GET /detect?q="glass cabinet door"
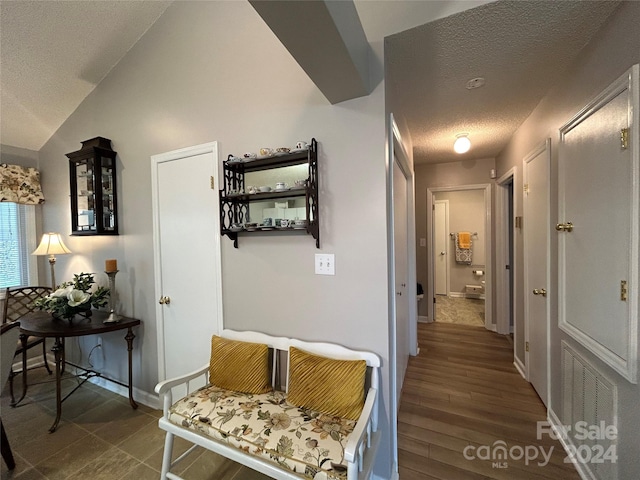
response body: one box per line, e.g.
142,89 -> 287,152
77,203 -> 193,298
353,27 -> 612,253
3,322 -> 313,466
100,156 -> 116,232
67,137 -> 118,235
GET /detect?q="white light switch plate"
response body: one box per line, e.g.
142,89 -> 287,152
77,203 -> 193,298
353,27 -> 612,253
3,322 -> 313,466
315,254 -> 335,275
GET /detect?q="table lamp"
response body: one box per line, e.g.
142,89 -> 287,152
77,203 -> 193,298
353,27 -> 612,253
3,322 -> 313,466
32,233 -> 72,288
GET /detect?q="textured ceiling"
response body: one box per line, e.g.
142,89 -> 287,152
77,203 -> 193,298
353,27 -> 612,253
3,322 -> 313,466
0,0 -> 171,151
0,0 -> 622,160
385,0 -> 621,164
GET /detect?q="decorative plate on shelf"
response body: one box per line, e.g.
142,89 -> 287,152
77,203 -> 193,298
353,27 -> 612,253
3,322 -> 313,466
273,187 -> 290,192
290,148 -> 308,153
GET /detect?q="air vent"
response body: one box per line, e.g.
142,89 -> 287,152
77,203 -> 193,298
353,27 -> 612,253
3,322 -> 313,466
562,341 -> 617,479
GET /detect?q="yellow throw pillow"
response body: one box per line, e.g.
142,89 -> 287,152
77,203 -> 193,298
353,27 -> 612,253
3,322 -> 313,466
287,346 -> 366,421
209,336 -> 272,394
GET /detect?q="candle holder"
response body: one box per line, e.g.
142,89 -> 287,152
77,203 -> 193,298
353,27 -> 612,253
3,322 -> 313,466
104,270 -> 120,323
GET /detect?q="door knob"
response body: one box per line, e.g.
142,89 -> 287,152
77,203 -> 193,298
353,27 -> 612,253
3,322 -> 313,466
533,288 -> 547,297
440,251 -> 446,255
159,296 -> 171,305
555,222 -> 573,232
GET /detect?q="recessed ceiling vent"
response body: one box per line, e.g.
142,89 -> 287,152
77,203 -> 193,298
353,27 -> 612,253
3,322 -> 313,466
466,77 -> 486,90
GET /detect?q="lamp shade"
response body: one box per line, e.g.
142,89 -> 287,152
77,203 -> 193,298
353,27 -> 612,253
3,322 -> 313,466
32,233 -> 72,256
454,134 -> 471,154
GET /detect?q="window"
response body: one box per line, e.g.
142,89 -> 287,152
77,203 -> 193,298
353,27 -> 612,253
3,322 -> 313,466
0,202 -> 37,289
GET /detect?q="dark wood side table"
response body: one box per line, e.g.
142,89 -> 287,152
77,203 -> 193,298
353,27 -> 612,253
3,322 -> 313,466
17,310 -> 140,432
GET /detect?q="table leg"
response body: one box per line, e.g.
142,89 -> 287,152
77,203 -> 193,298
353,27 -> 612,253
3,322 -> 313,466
125,327 -> 138,409
49,338 -> 64,433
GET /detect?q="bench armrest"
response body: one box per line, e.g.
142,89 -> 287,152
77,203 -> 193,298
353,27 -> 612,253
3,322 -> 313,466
154,363 -> 209,415
344,387 -> 377,463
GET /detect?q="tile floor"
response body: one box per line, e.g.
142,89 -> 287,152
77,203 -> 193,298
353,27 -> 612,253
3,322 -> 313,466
1,368 -> 269,480
434,296 -> 485,326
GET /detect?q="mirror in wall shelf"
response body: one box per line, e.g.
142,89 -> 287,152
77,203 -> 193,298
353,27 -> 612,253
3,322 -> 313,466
219,138 -> 319,248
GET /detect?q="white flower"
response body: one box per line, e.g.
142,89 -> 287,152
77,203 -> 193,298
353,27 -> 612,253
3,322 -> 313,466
67,289 -> 90,306
51,285 -> 73,298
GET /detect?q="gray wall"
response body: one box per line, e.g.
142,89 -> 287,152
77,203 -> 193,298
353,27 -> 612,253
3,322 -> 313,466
434,189 -> 486,293
414,157 -> 495,318
34,2 -> 393,477
495,2 -> 640,478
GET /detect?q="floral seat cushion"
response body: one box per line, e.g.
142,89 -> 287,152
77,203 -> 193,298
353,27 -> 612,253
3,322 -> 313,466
168,384 -> 357,480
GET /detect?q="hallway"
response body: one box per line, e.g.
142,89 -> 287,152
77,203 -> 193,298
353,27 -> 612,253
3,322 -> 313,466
398,322 -> 580,480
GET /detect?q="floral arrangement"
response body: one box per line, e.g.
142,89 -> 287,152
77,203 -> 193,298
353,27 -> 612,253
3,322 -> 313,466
34,273 -> 109,320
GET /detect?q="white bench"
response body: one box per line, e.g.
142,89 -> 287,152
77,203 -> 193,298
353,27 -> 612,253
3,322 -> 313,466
155,330 -> 381,480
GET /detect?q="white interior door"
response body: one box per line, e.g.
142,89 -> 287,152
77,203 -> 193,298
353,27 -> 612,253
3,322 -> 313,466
151,143 -> 223,394
393,158 -> 410,407
523,140 -> 550,406
434,200 -> 448,296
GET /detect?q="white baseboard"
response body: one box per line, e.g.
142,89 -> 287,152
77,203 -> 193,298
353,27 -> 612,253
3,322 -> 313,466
372,472 -> 399,480
87,376 -> 160,410
13,354 -> 159,410
418,315 -> 431,323
11,352 -> 55,372
449,292 -> 486,300
548,408 -> 594,480
514,356 -> 527,380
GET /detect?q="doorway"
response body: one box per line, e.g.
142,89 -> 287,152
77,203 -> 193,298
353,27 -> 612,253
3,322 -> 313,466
427,184 -> 492,329
496,167 -> 517,336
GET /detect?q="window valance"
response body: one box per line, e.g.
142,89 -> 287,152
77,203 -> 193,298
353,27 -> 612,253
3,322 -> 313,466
0,163 -> 45,205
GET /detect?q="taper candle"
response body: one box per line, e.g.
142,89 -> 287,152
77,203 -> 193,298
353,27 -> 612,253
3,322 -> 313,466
105,259 -> 118,272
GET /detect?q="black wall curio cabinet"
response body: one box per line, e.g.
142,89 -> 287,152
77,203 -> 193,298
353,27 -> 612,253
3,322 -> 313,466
67,137 -> 119,236
219,138 -> 319,248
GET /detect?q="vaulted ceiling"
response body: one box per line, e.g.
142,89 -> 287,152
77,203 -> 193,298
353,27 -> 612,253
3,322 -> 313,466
0,0 -> 621,164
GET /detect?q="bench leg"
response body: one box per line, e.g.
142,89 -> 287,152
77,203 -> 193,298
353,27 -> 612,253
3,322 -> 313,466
160,431 -> 175,479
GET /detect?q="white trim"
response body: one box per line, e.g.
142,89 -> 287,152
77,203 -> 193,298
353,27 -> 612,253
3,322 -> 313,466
388,112 -> 417,475
547,408 -> 592,480
88,376 -> 160,410
513,356 -> 527,380
495,167 -> 516,335
558,65 -> 639,383
373,474 -> 399,480
426,184 -> 493,330
151,142 -> 223,382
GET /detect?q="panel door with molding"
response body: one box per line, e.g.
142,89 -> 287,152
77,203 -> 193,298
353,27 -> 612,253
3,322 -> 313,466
558,65 -> 639,383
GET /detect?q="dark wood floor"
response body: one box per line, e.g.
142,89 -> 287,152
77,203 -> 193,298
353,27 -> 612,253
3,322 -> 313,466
398,322 -> 580,480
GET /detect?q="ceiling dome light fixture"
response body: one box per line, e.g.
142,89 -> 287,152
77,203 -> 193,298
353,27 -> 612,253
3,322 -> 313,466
454,133 -> 471,154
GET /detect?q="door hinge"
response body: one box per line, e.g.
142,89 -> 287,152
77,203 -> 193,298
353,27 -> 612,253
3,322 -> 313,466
505,265 -> 510,270
524,183 -> 529,194
621,128 -> 629,150
526,341 -> 530,352
621,280 -> 628,301
515,216 -> 523,229
210,176 -> 215,189
432,204 -> 435,210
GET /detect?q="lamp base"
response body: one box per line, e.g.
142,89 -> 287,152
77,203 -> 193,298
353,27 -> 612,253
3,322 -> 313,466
103,310 -> 121,324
